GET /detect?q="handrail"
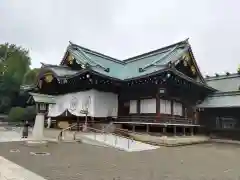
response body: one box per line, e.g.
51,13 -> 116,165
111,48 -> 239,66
73,126 -> 134,149
102,122 -> 113,132
57,123 -> 82,141
114,127 -> 148,136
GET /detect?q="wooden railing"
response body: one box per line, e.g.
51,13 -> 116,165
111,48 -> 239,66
114,115 -> 196,125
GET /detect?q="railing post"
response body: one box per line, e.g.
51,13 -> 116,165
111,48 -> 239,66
115,136 -> 117,146
104,132 -> 107,141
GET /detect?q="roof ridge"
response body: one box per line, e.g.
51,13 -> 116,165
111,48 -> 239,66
41,63 -> 73,69
140,45 -> 180,71
69,42 -> 124,64
69,43 -> 110,71
210,91 -> 240,97
123,39 -> 189,63
205,73 -> 240,81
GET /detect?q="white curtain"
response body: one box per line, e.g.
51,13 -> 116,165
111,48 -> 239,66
48,90 -> 118,118
129,100 -> 137,114
140,99 -> 156,113
160,99 -> 171,114
173,101 -> 183,116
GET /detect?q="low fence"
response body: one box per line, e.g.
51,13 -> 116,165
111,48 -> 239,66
114,116 -> 195,125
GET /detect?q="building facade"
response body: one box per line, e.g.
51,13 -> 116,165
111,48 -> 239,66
198,73 -> 240,140
27,39 -> 216,135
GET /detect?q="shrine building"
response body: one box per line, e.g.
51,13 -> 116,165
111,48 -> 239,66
27,39 -> 218,136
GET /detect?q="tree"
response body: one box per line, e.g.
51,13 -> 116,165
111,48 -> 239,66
0,43 -> 31,113
23,68 -> 40,85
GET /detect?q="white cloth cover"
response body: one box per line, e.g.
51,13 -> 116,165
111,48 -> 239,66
48,90 -> 118,118
47,117 -> 51,128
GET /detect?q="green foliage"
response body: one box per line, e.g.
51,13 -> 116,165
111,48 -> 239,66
0,43 -> 31,113
8,107 -> 26,122
23,68 -> 40,85
8,106 -> 36,122
24,106 -> 37,121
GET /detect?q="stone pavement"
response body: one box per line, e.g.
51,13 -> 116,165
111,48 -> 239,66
0,141 -> 240,179
1,129 -> 240,179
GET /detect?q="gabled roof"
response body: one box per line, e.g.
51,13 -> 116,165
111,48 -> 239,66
197,91 -> 240,108
205,73 -> 240,92
59,39 -> 205,81
198,73 -> 240,108
28,93 -> 56,104
39,63 -> 79,78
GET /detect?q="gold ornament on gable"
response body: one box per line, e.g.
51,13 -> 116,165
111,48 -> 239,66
238,64 -> 240,73
183,60 -> 188,67
67,54 -> 74,65
191,65 -> 196,75
181,53 -> 190,67
44,73 -> 53,83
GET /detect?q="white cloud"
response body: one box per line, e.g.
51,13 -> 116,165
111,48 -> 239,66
0,0 -> 239,75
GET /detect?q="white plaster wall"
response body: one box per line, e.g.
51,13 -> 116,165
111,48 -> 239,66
140,98 -> 156,113
48,90 -> 118,118
130,100 -> 137,114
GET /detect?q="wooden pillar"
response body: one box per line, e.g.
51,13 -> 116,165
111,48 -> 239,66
171,100 -> 174,124
163,126 -> 166,134
77,116 -> 80,131
146,124 -> 149,133
137,99 -> 141,114
191,127 -> 194,136
173,126 -> 176,136
183,127 -> 186,136
132,125 -> 135,132
156,93 -> 160,121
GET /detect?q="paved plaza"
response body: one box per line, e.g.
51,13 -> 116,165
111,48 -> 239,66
1,139 -> 240,179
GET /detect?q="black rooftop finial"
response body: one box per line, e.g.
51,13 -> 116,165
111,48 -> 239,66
184,38 -> 189,42
69,41 -> 73,45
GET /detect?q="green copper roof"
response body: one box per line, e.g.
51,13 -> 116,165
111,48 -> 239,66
197,92 -> 240,108
206,73 -> 240,92
66,39 -> 190,80
41,64 -> 79,77
29,93 -> 56,104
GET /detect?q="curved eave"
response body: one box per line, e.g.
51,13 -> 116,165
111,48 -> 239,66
171,68 -> 216,92
37,67 -> 80,80
188,46 -> 206,83
124,67 -> 171,81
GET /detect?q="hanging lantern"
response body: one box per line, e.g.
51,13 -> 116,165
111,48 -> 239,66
45,73 -> 53,83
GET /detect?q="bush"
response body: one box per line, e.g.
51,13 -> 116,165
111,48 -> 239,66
8,106 -> 36,122
8,107 -> 25,122
24,106 -> 36,122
